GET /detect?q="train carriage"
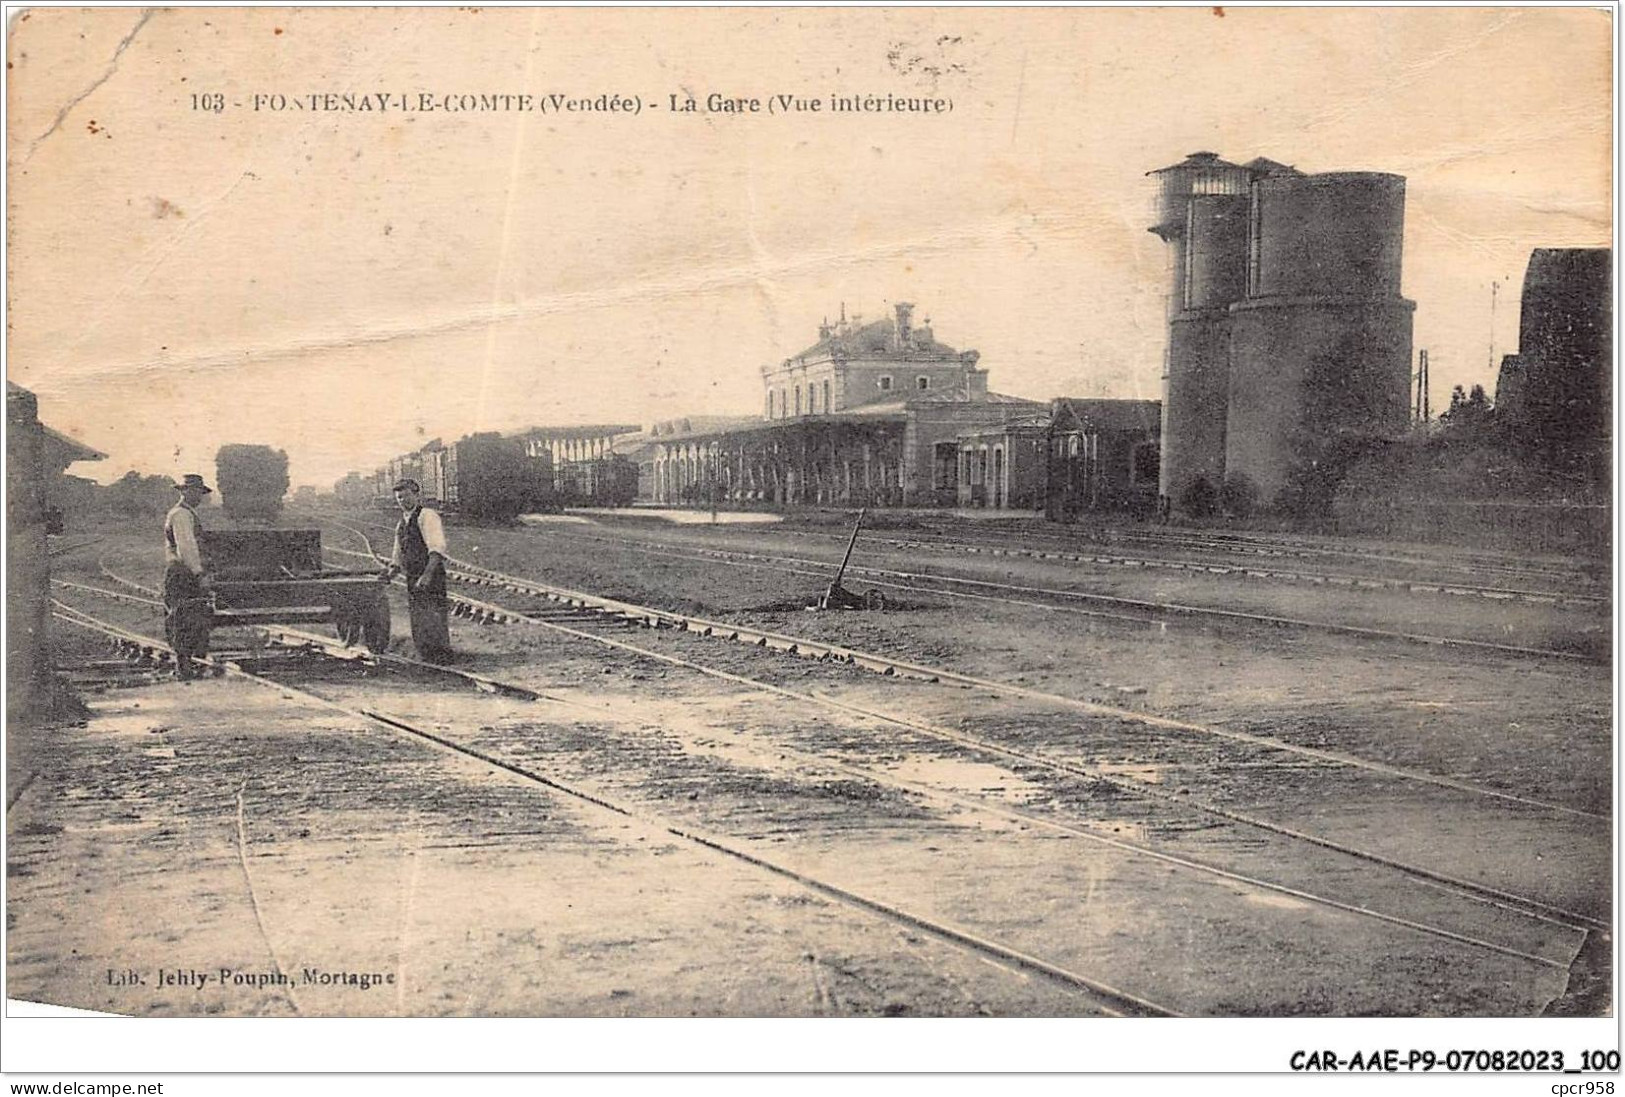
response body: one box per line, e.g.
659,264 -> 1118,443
361,432 -> 637,521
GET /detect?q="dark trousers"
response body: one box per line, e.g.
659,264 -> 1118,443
162,563 -> 211,673
407,588 -> 452,663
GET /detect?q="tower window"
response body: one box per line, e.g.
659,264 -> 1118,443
878,375 -> 893,392
916,376 -> 930,390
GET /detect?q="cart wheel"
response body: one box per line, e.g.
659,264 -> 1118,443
333,608 -> 360,646
361,592 -> 392,653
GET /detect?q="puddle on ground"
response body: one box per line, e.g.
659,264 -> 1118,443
516,514 -> 595,526
62,820 -> 163,835
1089,819 -> 1150,842
80,713 -> 169,738
1094,761 -> 1166,784
1241,890 -> 1312,911
884,756 -> 1045,800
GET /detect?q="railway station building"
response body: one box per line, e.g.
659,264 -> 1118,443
955,415 -> 1050,510
1493,247 -> 1611,483
514,423 -> 641,467
7,382 -> 105,720
1043,398 -> 1163,520
648,305 -> 1046,508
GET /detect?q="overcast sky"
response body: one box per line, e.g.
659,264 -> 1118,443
8,6 -> 1611,489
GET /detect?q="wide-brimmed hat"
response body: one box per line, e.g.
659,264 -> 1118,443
174,474 -> 213,493
391,478 -> 422,493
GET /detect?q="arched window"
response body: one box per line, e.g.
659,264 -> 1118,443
767,390 -> 774,418
794,387 -> 802,416
823,379 -> 831,411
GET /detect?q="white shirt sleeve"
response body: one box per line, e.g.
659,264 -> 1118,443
173,509 -> 204,574
417,508 -> 447,556
391,526 -> 404,569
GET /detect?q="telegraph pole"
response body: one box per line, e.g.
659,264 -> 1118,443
1488,281 -> 1499,373
1414,348 -> 1431,424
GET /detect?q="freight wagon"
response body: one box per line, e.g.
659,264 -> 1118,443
554,455 -> 638,507
363,435 -> 637,521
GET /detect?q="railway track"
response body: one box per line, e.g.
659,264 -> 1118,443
767,526 -> 1607,608
46,596 -> 1175,1017
336,520 -> 1605,685
347,518 -> 1606,669
47,534 -> 107,558
61,562 -> 553,701
1102,526 -> 1602,587
295,523 -> 1612,941
782,517 -> 1603,592
320,521 -> 1605,822
48,590 -> 1596,1015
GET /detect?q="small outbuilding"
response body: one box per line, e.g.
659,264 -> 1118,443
1044,398 -> 1162,520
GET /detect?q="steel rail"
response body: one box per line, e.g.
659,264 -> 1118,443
334,569 -> 1608,934
706,525 -> 1604,608
47,535 -> 107,558
324,522 -> 1606,823
51,577 -> 164,608
559,691 -> 1579,968
49,601 -> 1177,1018
778,519 -> 1599,589
1100,527 -> 1598,579
61,567 -> 1596,963
321,521 -> 1613,919
499,526 -> 1606,664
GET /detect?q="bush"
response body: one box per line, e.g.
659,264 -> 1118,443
1176,476 -> 1219,518
103,471 -> 176,517
216,445 -> 290,523
1220,474 -> 1258,518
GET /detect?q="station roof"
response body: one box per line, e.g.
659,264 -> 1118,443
512,423 -> 641,442
647,415 -> 761,439
42,423 -> 107,466
8,383 -> 107,465
648,390 -> 1046,446
1050,397 -> 1162,434
783,313 -> 963,365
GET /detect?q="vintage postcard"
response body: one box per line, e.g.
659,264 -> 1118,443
3,3 -> 1615,1078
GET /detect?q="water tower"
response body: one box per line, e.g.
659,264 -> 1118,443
1148,152 -> 1255,507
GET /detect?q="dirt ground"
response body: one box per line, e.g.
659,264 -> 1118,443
10,512 -> 1611,1017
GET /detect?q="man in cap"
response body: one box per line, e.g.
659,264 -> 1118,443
381,478 -> 453,663
163,474 -> 214,679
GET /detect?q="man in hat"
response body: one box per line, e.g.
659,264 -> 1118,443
163,474 -> 214,679
382,478 -> 453,663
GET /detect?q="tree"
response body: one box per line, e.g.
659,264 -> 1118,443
216,445 -> 290,523
1176,476 -> 1219,518
1439,384 -> 1493,429
103,470 -> 176,516
1220,473 -> 1258,519
1275,434 -> 1391,524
